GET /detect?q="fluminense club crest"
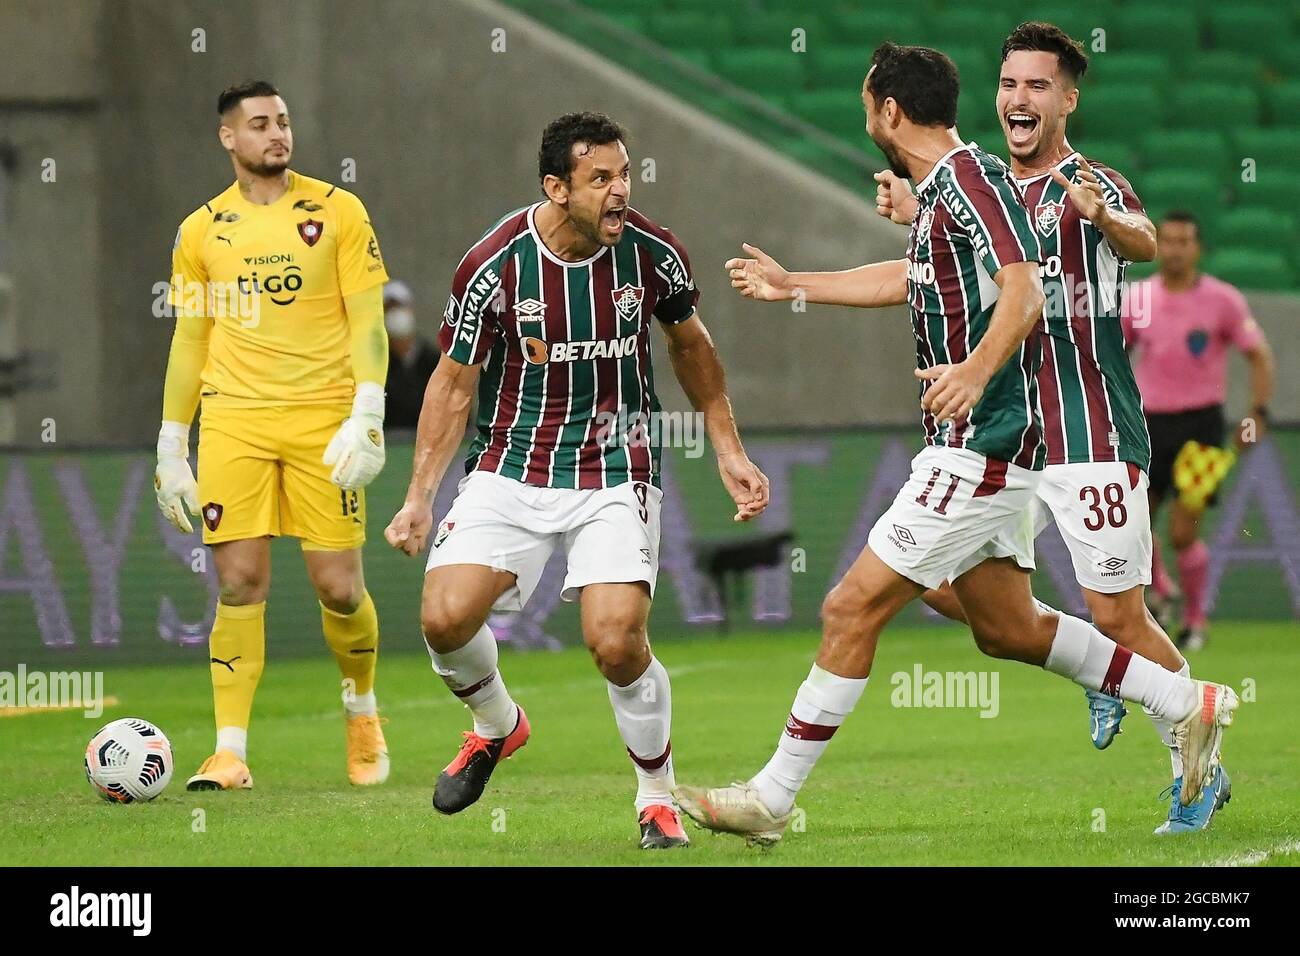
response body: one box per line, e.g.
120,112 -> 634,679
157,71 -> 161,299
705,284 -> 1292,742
1035,200 -> 1065,237
611,284 -> 644,322
916,205 -> 935,236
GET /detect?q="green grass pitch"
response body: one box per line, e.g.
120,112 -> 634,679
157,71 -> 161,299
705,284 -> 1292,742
3,623 -> 1297,866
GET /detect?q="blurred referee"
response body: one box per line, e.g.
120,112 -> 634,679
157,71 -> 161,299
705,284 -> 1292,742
1122,211 -> 1275,650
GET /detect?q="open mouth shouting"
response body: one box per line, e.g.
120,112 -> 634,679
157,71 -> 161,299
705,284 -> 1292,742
602,204 -> 627,236
1004,110 -> 1039,149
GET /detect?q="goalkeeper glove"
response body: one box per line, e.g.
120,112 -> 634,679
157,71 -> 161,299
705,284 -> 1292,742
155,421 -> 200,533
324,381 -> 386,491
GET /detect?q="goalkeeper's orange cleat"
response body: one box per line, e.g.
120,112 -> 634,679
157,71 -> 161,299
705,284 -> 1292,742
346,713 -> 390,786
186,749 -> 253,791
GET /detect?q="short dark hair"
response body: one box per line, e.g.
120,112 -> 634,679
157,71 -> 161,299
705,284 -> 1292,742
538,112 -> 627,183
866,42 -> 959,128
217,80 -> 281,116
1002,22 -> 1089,83
1159,209 -> 1201,239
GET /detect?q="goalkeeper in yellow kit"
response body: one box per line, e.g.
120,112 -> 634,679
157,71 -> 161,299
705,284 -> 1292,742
155,80 -> 391,790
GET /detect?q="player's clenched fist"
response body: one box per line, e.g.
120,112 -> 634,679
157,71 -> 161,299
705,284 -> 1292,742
724,243 -> 792,301
717,451 -> 770,523
914,361 -> 988,426
384,500 -> 433,557
874,170 -> 919,225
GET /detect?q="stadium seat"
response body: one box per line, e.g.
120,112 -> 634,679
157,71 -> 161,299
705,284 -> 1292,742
1093,53 -> 1170,91
1180,51 -> 1261,85
1073,85 -> 1160,138
734,12 -> 827,50
1168,83 -> 1260,129
1201,249 -> 1294,290
1141,129 -> 1230,178
786,89 -> 866,144
584,0 -> 660,16
945,45 -> 997,97
806,45 -> 872,92
1025,5 -> 1116,49
715,49 -> 806,95
1138,169 -> 1224,226
1213,208 -> 1296,253
601,13 -> 647,36
1264,80 -> 1300,124
824,9 -> 921,47
1231,128 -> 1300,176
928,9 -> 1027,48
647,12 -> 732,52
1207,8 -> 1292,58
1114,8 -> 1199,60
1077,139 -> 1139,178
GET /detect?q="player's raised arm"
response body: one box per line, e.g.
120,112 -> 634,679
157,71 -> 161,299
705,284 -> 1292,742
661,314 -> 768,522
154,216 -> 210,533
1050,157 -> 1156,263
725,243 -> 909,309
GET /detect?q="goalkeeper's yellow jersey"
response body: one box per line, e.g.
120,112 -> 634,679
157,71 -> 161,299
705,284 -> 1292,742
168,171 -> 388,407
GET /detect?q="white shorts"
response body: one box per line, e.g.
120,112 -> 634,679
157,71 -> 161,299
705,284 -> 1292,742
424,471 -> 662,611
1033,460 -> 1152,594
868,446 -> 1039,590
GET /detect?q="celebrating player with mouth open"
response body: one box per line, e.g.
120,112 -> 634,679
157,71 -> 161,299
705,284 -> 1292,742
385,112 -> 769,849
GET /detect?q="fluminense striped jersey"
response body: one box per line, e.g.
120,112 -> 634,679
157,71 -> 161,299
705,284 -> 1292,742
1018,153 -> 1151,470
907,143 -> 1045,469
437,202 -> 699,489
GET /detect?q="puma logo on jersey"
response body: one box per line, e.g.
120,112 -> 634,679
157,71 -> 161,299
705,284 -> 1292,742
210,655 -> 242,672
521,334 -> 638,365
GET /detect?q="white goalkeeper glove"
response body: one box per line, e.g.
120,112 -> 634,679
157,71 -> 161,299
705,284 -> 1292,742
155,421 -> 200,533
324,381 -> 386,491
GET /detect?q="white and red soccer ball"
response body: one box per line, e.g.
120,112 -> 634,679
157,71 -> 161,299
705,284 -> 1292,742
84,718 -> 174,803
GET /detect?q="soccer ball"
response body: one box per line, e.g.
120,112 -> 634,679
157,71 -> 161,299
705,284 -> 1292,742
84,717 -> 174,803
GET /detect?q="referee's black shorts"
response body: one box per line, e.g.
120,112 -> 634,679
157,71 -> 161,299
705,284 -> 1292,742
1145,403 -> 1227,504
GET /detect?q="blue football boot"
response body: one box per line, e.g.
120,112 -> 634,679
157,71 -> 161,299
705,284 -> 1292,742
1154,766 -> 1232,835
1085,689 -> 1127,750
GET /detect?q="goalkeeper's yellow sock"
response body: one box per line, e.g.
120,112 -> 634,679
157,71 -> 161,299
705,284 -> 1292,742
209,601 -> 266,761
322,590 -> 379,715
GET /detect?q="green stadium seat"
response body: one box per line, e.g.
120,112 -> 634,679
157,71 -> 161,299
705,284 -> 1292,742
734,12 -> 826,50
806,45 -> 872,92
1092,53 -> 1170,90
647,12 -> 732,52
671,48 -> 715,73
1264,81 -> 1300,125
1077,139 -> 1139,177
1073,85 -> 1160,139
1231,128 -> 1300,174
715,49 -> 806,95
786,90 -> 866,144
1201,249 -> 1294,290
1138,169 -> 1225,227
1207,8 -> 1293,58
957,88 -> 999,134
1213,208 -> 1296,253
929,9 -> 1028,48
824,9 -> 920,46
584,0 -> 660,16
945,45 -> 997,97
1114,8 -> 1199,60
1141,129 -> 1230,178
1267,40 -> 1300,75
1180,51 -> 1261,84
1237,176 -> 1300,220
1024,6 -> 1116,50
1168,83 -> 1260,129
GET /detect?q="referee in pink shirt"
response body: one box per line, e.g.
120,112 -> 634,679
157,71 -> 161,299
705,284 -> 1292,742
1122,211 -> 1275,650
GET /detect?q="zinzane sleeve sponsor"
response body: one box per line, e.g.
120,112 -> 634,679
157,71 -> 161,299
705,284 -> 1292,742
650,227 -> 700,326
438,251 -> 504,365
944,158 -> 1042,278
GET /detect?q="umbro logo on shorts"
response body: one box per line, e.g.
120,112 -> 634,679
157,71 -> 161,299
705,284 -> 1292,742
892,524 -> 917,546
1098,557 -> 1128,572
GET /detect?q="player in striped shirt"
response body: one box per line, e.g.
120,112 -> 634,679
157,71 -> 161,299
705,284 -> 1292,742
877,24 -> 1219,833
674,43 -> 1237,847
383,113 -> 770,849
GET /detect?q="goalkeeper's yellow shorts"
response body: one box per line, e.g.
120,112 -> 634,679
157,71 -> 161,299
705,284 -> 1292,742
195,400 -> 366,550
1172,440 -> 1237,513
